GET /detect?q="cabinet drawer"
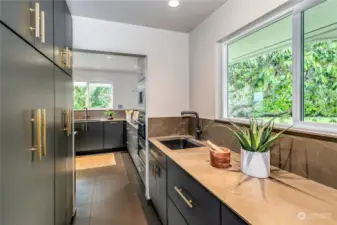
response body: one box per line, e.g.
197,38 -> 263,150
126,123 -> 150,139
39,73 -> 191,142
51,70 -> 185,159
168,198 -> 188,225
149,143 -> 166,169
222,204 -> 248,225
167,158 -> 221,225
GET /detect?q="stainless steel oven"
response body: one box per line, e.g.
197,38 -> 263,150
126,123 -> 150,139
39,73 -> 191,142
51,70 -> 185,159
137,110 -> 146,163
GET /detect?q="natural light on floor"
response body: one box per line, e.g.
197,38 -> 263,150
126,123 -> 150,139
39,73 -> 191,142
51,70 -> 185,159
76,153 -> 117,170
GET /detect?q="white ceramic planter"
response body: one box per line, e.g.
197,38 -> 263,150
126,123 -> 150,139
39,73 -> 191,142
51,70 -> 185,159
241,149 -> 270,178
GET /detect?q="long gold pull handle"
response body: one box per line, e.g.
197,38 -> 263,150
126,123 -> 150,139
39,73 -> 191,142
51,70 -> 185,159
174,186 -> 193,209
30,109 -> 42,161
35,2 -> 40,38
41,109 -> 47,156
67,109 -> 72,136
63,110 -> 71,136
41,10 -> 45,43
65,48 -> 72,69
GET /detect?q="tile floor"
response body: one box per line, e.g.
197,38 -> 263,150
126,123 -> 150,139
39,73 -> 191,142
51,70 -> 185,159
74,152 -> 161,225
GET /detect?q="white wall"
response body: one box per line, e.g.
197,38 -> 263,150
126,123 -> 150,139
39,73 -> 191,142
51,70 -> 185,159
73,69 -> 139,110
189,0 -> 296,119
73,16 -> 189,118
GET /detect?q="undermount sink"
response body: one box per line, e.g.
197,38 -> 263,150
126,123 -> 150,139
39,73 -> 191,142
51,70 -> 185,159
158,137 -> 204,150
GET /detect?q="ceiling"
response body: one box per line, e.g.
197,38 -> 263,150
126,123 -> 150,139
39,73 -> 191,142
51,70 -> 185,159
66,0 -> 226,32
73,51 -> 145,73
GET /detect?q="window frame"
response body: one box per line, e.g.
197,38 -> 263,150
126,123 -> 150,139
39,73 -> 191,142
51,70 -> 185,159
219,0 -> 337,135
74,81 -> 114,110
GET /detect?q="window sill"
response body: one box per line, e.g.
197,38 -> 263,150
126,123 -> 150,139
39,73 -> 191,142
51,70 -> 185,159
215,118 -> 337,141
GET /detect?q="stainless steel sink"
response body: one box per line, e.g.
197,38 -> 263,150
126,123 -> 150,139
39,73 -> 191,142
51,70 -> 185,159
158,137 -> 204,150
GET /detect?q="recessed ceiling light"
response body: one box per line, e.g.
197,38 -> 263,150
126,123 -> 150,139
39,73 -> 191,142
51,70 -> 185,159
168,0 -> 179,8
107,56 -> 113,59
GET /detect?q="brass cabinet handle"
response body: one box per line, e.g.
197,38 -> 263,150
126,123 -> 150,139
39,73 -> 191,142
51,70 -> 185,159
66,48 -> 72,68
34,2 -> 40,38
40,10 -> 45,43
41,109 -> 47,156
30,109 -> 42,161
67,109 -> 72,136
174,186 -> 193,209
63,110 -> 72,136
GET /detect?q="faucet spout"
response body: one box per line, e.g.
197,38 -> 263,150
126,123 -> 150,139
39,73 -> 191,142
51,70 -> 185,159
181,111 -> 202,140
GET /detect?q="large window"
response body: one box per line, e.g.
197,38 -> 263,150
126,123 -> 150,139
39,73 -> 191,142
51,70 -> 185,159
303,0 -> 337,124
74,82 -> 113,110
222,0 -> 337,127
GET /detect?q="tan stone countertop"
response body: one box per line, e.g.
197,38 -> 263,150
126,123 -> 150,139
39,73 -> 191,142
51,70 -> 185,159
148,135 -> 337,225
74,118 -> 126,123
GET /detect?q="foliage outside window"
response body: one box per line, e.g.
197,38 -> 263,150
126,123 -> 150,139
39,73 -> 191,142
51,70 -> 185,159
224,0 -> 337,125
74,82 -> 113,110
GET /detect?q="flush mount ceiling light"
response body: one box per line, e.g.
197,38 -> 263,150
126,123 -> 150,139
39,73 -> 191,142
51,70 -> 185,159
168,0 -> 179,8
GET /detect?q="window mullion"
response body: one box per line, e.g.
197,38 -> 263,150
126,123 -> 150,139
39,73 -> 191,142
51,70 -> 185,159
292,11 -> 303,124
222,44 -> 228,119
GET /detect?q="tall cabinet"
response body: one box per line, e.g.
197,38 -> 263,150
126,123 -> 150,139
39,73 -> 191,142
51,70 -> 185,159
0,0 -> 74,225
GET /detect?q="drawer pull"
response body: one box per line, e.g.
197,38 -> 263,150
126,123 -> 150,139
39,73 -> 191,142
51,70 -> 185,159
174,186 -> 193,209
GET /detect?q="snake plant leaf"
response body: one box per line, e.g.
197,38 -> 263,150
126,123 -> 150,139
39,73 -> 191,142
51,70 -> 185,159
228,117 -> 292,152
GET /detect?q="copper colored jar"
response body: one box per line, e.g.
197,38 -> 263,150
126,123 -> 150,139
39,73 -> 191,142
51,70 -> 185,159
210,148 -> 231,169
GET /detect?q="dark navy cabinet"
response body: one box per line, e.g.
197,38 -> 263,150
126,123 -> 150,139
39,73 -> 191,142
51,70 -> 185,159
103,121 -> 125,149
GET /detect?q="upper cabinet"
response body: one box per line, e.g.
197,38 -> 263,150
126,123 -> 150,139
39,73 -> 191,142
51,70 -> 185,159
54,0 -> 73,76
36,0 -> 54,60
1,0 -> 35,44
64,3 -> 73,76
1,0 -> 54,60
0,0 -> 72,76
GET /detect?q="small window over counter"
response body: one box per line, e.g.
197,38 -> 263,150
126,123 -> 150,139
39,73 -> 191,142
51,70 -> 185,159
74,82 -> 113,110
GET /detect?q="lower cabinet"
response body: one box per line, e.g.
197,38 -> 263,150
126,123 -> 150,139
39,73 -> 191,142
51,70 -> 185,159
149,152 -> 167,225
103,121 -> 125,149
126,122 -> 138,157
74,122 -> 87,152
167,158 -> 221,225
86,122 -> 103,151
164,157 -> 249,225
168,198 -> 188,225
222,204 -> 248,225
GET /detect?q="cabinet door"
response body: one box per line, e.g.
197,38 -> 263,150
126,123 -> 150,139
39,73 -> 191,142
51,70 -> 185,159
65,73 -> 74,223
167,158 -> 221,225
168,198 -> 188,225
222,204 -> 248,225
86,122 -> 103,151
1,0 -> 35,44
1,24 -> 54,225
54,66 -> 69,225
64,1 -> 72,76
156,164 -> 167,225
35,0 -> 53,60
74,122 -> 87,152
104,121 -> 124,149
149,154 -> 157,203
53,0 -> 65,69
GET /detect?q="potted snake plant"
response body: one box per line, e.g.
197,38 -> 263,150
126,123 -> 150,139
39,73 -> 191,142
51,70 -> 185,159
228,118 -> 290,178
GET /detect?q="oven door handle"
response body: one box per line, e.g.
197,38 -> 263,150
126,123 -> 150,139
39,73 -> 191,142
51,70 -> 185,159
139,142 -> 145,149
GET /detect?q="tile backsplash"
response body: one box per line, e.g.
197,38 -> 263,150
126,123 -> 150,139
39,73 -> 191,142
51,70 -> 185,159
149,116 -> 337,190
